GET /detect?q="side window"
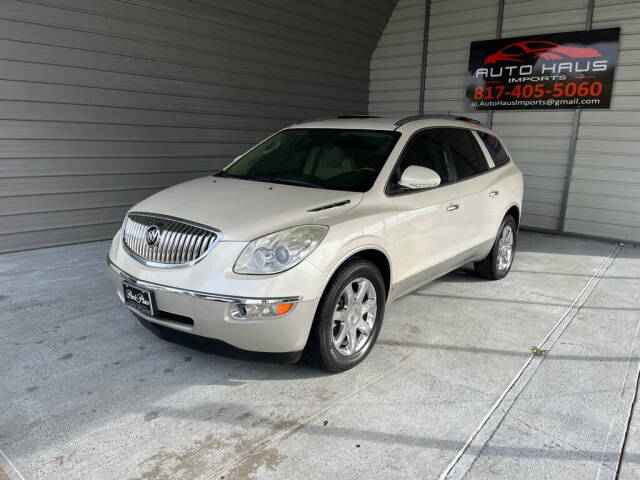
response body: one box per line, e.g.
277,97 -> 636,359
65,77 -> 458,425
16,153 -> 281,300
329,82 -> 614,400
477,131 -> 510,168
443,129 -> 488,180
388,129 -> 449,193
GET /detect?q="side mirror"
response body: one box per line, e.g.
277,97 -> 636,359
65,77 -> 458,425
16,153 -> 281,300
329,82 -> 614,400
398,166 -> 441,189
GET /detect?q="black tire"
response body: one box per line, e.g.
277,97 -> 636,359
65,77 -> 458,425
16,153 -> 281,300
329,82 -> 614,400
474,215 -> 517,280
305,259 -> 386,373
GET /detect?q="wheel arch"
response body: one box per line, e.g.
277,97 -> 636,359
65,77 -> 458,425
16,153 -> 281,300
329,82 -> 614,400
320,245 -> 392,301
505,203 -> 521,227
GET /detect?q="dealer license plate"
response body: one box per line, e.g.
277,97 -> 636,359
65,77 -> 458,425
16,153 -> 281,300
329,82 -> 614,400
123,282 -> 155,317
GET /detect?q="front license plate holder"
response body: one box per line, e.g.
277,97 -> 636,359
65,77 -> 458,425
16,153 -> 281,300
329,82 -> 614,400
123,282 -> 156,317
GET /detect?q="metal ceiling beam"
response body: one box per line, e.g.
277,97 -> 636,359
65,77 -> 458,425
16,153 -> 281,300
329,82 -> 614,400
487,0 -> 505,129
559,0 -> 595,231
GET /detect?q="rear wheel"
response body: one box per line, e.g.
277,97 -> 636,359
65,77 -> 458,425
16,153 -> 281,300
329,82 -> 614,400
474,215 -> 517,280
305,259 -> 385,372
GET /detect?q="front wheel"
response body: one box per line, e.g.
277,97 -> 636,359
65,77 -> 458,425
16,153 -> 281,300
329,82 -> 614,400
474,215 -> 517,280
304,259 -> 386,372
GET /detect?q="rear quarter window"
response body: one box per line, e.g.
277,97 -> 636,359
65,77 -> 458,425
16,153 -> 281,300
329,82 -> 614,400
477,131 -> 510,168
443,129 -> 488,180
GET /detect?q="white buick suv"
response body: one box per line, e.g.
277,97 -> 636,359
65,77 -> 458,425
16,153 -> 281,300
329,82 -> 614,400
107,115 -> 523,372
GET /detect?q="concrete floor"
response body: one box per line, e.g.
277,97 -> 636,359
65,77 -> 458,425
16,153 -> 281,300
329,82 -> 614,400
1,231 -> 639,480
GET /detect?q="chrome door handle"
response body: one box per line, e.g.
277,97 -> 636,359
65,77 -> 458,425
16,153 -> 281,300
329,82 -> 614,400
489,190 -> 499,198
446,203 -> 459,212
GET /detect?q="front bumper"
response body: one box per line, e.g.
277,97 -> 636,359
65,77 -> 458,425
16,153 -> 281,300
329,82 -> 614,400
107,257 -> 319,354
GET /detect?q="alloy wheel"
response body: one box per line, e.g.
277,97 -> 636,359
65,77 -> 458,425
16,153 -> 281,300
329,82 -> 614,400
497,224 -> 514,271
332,278 -> 377,356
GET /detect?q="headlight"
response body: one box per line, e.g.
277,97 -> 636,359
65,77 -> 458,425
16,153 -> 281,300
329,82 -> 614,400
234,225 -> 328,274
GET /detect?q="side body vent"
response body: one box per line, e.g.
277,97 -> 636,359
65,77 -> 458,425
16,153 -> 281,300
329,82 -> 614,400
307,200 -> 351,212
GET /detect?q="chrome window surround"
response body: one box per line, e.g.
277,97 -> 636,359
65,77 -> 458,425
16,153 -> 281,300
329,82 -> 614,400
121,212 -> 222,269
107,257 -> 302,305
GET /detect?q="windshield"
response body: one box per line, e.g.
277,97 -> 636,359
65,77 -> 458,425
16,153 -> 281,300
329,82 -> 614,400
219,128 -> 401,192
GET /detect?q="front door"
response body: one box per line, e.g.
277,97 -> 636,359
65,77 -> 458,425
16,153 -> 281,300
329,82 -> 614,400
385,129 -> 465,296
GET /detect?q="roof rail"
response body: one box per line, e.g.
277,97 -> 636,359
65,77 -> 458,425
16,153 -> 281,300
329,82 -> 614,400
293,115 -> 381,125
394,114 -> 484,127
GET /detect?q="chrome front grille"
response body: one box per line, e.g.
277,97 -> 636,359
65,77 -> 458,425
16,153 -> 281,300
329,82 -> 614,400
122,213 -> 219,266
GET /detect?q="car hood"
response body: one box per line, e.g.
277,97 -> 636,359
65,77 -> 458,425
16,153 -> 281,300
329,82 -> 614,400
129,176 -> 363,241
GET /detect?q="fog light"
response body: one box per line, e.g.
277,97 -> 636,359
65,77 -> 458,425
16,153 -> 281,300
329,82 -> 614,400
229,304 -> 247,319
228,302 -> 295,320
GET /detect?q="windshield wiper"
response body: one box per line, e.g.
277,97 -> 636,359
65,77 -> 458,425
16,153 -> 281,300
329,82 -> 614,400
215,170 -> 249,180
217,172 -> 323,189
258,177 -> 323,189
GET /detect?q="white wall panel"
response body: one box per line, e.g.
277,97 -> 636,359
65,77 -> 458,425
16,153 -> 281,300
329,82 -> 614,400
421,0 -> 497,124
369,0 -> 640,242
369,0 -> 426,117
565,2 -> 640,242
491,0 -> 591,231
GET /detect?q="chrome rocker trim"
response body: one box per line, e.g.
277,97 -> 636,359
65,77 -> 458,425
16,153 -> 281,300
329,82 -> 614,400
107,257 -> 303,305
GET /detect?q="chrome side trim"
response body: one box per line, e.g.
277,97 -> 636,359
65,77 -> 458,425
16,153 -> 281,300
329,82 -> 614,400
121,212 -> 222,269
107,257 -> 302,305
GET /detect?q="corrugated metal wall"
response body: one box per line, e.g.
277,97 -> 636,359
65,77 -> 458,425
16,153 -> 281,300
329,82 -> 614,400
565,1 -> 640,241
369,0 -> 640,242
493,0 -> 591,231
370,0 -> 426,117
0,0 -> 396,253
421,0 -> 496,124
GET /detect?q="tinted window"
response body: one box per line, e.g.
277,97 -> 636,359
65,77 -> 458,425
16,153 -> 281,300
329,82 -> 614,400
388,129 -> 449,193
443,129 -> 488,180
477,131 -> 510,167
221,129 -> 400,192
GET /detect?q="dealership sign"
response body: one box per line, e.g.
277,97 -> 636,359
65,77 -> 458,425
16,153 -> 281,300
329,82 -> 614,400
466,28 -> 620,110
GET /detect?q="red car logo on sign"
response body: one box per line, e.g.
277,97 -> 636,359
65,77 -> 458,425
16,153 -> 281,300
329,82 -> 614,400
485,40 -> 602,64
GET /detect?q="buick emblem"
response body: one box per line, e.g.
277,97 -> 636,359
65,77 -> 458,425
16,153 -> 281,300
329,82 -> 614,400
145,225 -> 161,247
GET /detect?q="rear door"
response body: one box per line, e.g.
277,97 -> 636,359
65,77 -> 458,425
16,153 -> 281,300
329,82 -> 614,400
473,130 -> 514,235
441,128 -> 496,262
